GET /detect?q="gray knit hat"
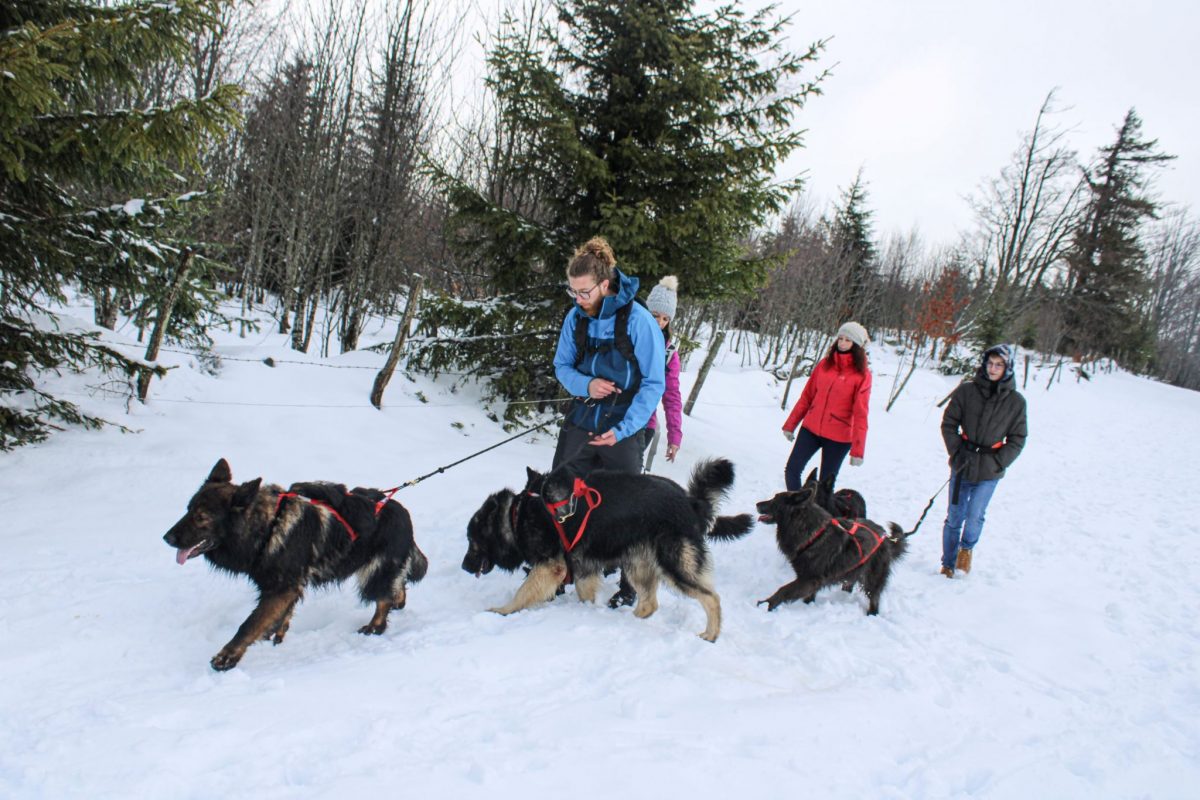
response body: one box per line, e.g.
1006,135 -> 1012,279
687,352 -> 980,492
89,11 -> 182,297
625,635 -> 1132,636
836,321 -> 869,348
646,275 -> 679,319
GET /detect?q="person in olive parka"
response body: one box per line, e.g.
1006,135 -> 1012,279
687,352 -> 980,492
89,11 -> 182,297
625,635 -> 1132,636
939,344 -> 1028,578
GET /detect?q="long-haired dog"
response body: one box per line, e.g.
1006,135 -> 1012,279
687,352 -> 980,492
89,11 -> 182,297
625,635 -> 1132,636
802,468 -> 868,519
755,483 -> 906,616
163,459 -> 428,670
462,458 -> 753,642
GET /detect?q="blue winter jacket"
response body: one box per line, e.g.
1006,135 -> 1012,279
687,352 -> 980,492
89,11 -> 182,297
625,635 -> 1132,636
553,268 -> 666,441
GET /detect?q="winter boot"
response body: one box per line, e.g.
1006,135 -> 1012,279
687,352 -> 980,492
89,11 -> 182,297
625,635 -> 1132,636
956,548 -> 973,574
939,566 -> 954,579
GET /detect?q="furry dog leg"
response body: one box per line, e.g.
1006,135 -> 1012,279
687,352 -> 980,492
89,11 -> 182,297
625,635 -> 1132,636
680,585 -> 721,642
625,556 -> 660,620
263,597 -> 299,645
360,599 -> 394,635
758,578 -> 818,612
212,587 -> 304,671
490,560 -> 568,615
575,572 -> 602,604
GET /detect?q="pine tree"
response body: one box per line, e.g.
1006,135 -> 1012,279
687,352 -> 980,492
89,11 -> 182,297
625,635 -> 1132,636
827,169 -> 877,320
0,0 -> 240,448
426,0 -> 826,418
1063,109 -> 1174,365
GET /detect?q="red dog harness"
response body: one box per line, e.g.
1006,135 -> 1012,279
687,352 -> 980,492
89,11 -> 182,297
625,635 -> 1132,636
274,492 -> 359,542
797,517 -> 889,575
273,485 -> 403,544
543,478 -> 603,554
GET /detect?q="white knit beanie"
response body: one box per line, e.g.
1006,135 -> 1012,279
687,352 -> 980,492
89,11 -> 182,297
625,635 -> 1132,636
836,321 -> 869,348
646,275 -> 679,319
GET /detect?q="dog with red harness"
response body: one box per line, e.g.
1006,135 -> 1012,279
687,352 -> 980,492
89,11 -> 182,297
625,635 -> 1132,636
163,459 -> 427,670
462,458 -> 753,641
756,483 -> 907,616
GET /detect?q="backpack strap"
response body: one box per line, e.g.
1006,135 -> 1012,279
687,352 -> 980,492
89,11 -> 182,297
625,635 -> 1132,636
573,312 -> 590,368
613,302 -> 636,363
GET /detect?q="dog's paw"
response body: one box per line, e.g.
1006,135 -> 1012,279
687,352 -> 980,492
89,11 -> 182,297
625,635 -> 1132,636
357,622 -> 387,635
210,650 -> 242,671
608,589 -> 636,609
698,631 -> 718,643
488,606 -> 513,616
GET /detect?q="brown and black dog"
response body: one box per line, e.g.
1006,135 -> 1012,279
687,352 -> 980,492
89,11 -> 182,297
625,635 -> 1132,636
462,458 -> 753,642
163,459 -> 427,670
756,483 -> 906,616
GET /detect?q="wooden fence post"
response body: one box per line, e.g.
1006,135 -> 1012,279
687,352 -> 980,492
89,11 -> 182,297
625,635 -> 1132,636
370,275 -> 425,409
683,330 -> 725,417
780,354 -> 803,410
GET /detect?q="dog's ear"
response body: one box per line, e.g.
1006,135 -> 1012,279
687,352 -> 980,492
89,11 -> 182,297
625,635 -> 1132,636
207,458 -> 233,484
804,468 -> 818,486
231,477 -> 262,510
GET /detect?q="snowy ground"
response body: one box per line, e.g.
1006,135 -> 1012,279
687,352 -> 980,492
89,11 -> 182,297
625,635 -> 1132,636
1,305 -> 1198,799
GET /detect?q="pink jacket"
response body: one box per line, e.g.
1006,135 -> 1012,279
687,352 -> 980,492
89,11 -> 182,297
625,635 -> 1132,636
646,347 -> 682,447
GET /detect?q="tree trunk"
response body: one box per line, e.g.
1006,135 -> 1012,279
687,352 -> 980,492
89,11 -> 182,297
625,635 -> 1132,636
138,250 -> 194,402
370,276 -> 424,409
683,330 -> 725,416
780,354 -> 803,410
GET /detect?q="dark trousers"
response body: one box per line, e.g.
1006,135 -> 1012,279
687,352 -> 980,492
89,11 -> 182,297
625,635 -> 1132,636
784,427 -> 852,490
553,422 -> 643,476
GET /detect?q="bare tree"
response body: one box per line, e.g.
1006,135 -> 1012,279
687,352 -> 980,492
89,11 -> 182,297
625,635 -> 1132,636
968,90 -> 1085,302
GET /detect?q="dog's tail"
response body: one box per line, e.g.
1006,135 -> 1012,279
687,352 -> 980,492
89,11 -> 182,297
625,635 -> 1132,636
408,545 -> 429,583
709,513 -> 754,541
687,458 -> 737,534
887,523 -> 911,553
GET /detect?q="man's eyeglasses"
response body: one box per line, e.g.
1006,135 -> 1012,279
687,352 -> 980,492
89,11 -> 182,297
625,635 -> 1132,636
566,282 -> 601,300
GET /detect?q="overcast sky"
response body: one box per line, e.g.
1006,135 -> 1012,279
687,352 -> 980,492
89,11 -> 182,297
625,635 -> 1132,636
444,0 -> 1198,245
764,0 -> 1200,243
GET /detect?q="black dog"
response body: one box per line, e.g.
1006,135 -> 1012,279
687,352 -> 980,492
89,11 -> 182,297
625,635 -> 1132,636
462,458 -> 753,641
803,468 -> 867,519
755,483 -> 906,616
163,459 -> 428,670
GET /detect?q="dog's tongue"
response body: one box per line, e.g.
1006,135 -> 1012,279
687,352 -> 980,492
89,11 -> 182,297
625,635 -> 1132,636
176,544 -> 201,565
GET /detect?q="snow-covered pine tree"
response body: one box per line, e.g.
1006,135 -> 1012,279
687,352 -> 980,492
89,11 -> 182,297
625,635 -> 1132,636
425,0 -> 826,421
0,0 -> 240,449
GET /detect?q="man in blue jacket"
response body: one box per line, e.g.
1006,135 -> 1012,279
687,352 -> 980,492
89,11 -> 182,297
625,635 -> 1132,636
552,237 -> 665,475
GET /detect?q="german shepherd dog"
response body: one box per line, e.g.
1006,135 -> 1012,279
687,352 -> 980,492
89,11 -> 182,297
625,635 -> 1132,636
755,483 -> 906,616
163,459 -> 428,670
462,458 -> 753,642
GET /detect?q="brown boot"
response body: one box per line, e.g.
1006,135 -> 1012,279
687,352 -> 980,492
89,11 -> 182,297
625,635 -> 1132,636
939,566 -> 954,579
956,548 -> 973,574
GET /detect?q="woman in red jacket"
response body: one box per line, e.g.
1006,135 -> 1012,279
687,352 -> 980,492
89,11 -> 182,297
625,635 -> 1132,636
782,322 -> 872,490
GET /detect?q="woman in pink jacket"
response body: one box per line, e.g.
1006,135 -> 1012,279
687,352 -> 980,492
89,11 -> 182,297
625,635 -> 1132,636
609,276 -> 685,609
782,322 -> 872,490
641,275 -> 683,465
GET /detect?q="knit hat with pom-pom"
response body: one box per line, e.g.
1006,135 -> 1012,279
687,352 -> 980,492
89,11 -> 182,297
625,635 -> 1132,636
646,275 -> 679,320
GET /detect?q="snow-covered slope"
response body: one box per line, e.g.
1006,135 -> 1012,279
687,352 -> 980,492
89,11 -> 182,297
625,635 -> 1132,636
1,309 -> 1197,799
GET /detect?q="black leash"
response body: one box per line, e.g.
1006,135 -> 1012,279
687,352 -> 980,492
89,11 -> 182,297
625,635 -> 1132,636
389,418 -> 559,492
904,463 -> 966,537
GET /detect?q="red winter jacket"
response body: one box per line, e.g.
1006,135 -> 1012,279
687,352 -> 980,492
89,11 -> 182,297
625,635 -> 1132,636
783,352 -> 872,458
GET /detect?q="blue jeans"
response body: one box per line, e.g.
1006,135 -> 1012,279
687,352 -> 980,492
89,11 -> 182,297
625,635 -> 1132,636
941,476 -> 999,568
784,427 -> 852,491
